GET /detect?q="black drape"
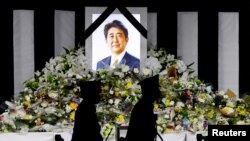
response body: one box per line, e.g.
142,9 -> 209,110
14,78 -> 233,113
198,10 -> 218,91
34,9 -> 55,71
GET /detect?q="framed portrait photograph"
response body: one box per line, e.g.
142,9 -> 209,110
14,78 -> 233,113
85,7 -> 147,70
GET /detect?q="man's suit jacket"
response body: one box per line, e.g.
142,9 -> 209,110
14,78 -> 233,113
96,52 -> 140,70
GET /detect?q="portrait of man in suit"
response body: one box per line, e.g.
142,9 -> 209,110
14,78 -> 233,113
96,20 -> 140,70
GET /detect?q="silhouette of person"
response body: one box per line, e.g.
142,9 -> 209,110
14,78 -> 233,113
196,134 -> 208,141
55,134 -> 64,141
125,75 -> 161,141
71,80 -> 103,141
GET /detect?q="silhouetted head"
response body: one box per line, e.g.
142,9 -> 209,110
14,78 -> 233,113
138,75 -> 161,102
79,80 -> 102,104
55,134 -> 64,141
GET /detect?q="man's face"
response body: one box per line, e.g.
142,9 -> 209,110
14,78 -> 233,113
106,27 -> 128,55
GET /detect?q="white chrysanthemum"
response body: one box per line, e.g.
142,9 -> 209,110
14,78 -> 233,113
157,126 -> 164,133
1,113 -> 16,129
113,71 -> 124,78
176,101 -> 185,107
24,95 -> 31,101
108,99 -> 113,104
147,49 -> 156,57
170,101 -> 175,106
167,54 -> 175,61
76,47 -> 84,55
158,57 -> 166,64
175,125 -> 183,131
15,110 -> 26,119
35,71 -> 41,77
197,121 -> 204,131
55,63 -> 64,72
66,68 -> 75,77
226,101 -> 235,107
141,57 -> 162,76
76,54 -> 88,68
48,92 -> 58,99
217,90 -> 225,96
54,56 -> 64,63
23,87 -> 29,92
40,124 -> 55,132
198,98 -> 205,103
121,65 -> 130,72
114,99 -> 121,106
198,115 -> 204,120
205,85 -> 212,93
142,68 -> 152,76
41,101 -> 49,107
75,74 -> 83,79
44,106 -> 57,114
236,120 -> 245,125
180,71 -> 189,81
109,90 -> 114,95
176,60 -> 187,73
133,68 -> 139,74
65,104 -> 72,113
223,95 -> 229,99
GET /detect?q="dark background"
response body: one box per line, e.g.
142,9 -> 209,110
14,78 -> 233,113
1,0 -> 250,104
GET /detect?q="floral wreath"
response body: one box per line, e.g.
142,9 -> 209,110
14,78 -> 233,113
0,47 -> 250,137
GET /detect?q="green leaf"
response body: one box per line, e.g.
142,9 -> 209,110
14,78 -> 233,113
63,47 -> 70,54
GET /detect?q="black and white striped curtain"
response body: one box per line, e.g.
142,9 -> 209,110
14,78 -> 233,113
1,9 -> 250,103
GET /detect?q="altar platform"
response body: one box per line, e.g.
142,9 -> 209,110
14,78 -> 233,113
0,130 -> 199,141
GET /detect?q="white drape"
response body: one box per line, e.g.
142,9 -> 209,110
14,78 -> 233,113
13,10 -> 34,98
177,12 -> 198,77
218,12 -> 239,96
148,12 -> 157,48
54,10 -> 75,56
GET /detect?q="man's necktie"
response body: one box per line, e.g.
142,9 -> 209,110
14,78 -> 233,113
112,58 -> 119,69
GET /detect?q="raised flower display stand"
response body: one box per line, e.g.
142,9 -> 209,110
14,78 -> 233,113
0,129 -> 193,141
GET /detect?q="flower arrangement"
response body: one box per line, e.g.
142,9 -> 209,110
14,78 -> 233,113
0,47 -> 250,137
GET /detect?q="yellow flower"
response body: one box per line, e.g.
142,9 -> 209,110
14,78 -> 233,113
165,99 -> 171,106
125,81 -> 133,89
154,103 -> 159,109
101,85 -> 109,91
35,118 -> 41,122
220,106 -> 235,116
115,115 -> 124,123
236,106 -> 248,117
198,93 -> 206,99
174,107 -> 180,113
23,101 -> 30,107
35,118 -> 44,125
239,110 -> 247,116
114,88 -> 121,97
69,102 -> 78,110
69,112 -> 75,120
23,114 -> 32,120
206,110 -> 214,119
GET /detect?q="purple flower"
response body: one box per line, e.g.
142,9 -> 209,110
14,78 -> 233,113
71,97 -> 81,104
203,120 -> 208,129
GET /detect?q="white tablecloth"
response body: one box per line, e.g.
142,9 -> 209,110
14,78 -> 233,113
0,131 -> 197,141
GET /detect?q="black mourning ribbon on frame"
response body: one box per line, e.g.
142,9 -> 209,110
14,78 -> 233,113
84,6 -> 147,40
